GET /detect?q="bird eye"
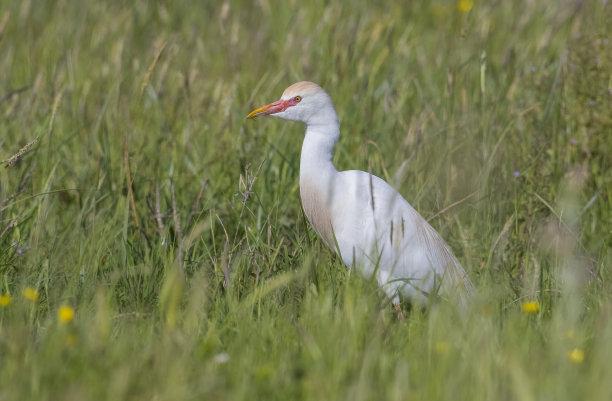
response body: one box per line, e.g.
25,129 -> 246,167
294,96 -> 302,103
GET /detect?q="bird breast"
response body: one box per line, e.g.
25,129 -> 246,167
299,177 -> 336,249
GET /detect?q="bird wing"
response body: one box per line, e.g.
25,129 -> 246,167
330,170 -> 474,309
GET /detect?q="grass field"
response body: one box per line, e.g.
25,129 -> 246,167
1,0 -> 611,399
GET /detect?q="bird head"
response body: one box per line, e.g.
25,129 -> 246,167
247,81 -> 337,126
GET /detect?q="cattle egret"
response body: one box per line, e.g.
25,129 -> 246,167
247,81 -> 474,315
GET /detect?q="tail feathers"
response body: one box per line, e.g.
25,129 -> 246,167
416,220 -> 475,314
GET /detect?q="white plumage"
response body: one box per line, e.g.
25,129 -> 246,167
248,81 -> 474,313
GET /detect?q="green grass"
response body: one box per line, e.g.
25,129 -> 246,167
1,0 -> 611,399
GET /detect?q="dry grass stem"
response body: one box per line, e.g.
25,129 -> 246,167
3,138 -> 38,168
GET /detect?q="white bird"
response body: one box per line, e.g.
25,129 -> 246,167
247,81 -> 474,315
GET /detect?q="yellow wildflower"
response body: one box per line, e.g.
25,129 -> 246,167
458,0 -> 474,12
521,301 -> 540,313
0,294 -> 11,307
568,348 -> 584,363
23,287 -> 39,301
435,341 -> 450,353
58,306 -> 75,323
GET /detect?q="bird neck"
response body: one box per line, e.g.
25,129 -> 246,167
300,123 -> 339,180
299,123 -> 340,247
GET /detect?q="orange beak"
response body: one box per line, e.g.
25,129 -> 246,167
246,99 -> 288,119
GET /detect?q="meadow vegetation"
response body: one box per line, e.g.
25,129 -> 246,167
1,0 -> 611,399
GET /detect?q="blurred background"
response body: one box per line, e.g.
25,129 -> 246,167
0,0 -> 611,399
